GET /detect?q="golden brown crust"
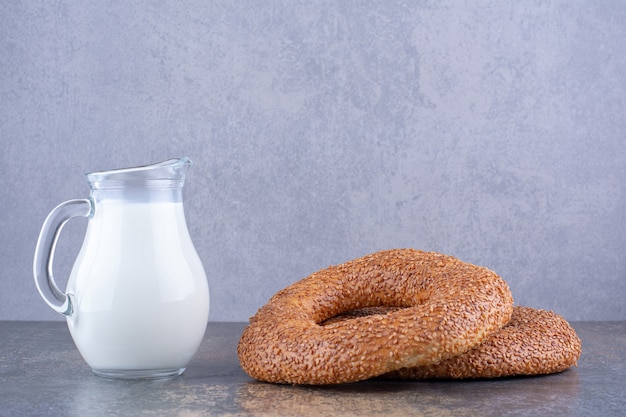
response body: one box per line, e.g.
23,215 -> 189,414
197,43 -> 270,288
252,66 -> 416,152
237,249 -> 514,384
378,306 -> 581,379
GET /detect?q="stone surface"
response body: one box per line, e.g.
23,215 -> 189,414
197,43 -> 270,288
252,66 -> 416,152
1,321 -> 624,416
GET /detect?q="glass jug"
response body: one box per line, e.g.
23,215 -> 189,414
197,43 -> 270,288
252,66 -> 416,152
33,157 -> 210,379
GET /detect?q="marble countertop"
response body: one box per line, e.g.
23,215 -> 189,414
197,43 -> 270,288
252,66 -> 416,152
1,320 -> 625,416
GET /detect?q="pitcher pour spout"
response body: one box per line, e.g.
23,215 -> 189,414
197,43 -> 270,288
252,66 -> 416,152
86,157 -> 193,189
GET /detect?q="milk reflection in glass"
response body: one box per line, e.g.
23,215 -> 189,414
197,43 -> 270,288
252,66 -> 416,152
66,200 -> 209,371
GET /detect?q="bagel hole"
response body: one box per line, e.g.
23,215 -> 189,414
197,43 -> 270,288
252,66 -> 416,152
319,306 -> 407,326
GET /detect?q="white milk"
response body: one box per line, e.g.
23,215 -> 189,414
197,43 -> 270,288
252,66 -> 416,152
65,200 -> 209,373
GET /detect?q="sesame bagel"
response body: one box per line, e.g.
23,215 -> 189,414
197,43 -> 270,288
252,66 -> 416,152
381,306 -> 581,379
237,249 -> 514,384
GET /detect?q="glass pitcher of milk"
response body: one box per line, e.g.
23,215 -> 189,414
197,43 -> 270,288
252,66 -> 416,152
33,157 -> 210,379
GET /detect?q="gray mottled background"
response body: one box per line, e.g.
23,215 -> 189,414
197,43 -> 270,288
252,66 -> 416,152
1,1 -> 624,322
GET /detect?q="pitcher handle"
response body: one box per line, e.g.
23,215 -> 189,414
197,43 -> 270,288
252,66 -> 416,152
33,199 -> 93,316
